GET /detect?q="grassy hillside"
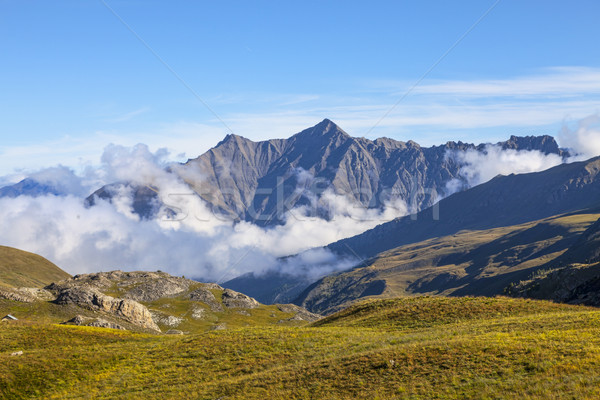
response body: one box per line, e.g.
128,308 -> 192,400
2,297 -> 600,399
0,246 -> 70,288
297,212 -> 600,314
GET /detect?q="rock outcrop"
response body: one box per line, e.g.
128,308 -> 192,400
41,271 -> 318,333
189,288 -> 224,312
0,287 -> 53,303
276,304 -> 321,322
221,289 -> 260,309
53,287 -> 159,331
63,315 -> 126,330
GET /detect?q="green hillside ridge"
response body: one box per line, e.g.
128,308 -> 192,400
2,296 -> 600,399
297,211 -> 600,314
0,246 -> 70,288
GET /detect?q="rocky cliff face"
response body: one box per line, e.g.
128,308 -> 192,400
51,286 -> 160,331
86,119 -> 567,225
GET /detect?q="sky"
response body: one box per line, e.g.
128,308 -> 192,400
1,0 -> 600,177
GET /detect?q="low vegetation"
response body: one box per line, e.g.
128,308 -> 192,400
0,246 -> 70,288
2,296 -> 600,399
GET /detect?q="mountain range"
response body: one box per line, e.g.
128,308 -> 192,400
83,119 -> 567,225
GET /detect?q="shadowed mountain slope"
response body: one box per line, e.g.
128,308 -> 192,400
326,156 -> 600,260
292,157 -> 600,314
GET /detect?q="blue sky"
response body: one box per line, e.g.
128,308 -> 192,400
1,0 -> 600,176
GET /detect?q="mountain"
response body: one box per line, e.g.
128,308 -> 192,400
0,245 -> 70,288
326,156 -> 600,260
554,215 -> 600,264
87,119 -> 567,225
0,178 -> 64,198
86,183 -> 160,219
291,156 -> 600,313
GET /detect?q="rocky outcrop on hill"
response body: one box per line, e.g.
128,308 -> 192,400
40,271 -> 319,332
221,289 -> 260,309
63,315 -> 126,330
189,288 -> 224,312
0,287 -> 53,303
276,304 -> 321,323
53,286 -> 160,331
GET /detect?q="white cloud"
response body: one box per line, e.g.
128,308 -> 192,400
412,67 -> 600,98
0,144 -> 407,283
559,113 -> 600,160
445,145 -> 564,194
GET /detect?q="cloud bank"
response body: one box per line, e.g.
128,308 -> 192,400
0,144 -> 406,282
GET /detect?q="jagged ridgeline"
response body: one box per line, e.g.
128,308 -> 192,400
84,119 -> 567,224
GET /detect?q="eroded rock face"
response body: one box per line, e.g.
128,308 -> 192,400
125,278 -> 190,302
54,287 -> 160,331
63,315 -> 126,330
221,289 -> 260,309
0,287 -> 53,303
276,304 -> 321,322
189,288 -> 223,312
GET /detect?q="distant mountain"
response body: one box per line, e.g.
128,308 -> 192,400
326,156 -> 600,260
291,156 -> 600,313
86,183 -> 160,219
0,178 -> 64,198
87,119 -> 567,225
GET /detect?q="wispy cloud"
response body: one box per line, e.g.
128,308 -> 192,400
106,107 -> 150,123
2,67 -> 599,176
411,67 -> 600,98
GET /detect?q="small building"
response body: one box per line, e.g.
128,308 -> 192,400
1,314 -> 18,321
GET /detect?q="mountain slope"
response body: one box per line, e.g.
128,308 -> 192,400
295,212 -> 598,314
505,215 -> 600,305
0,246 -> 70,288
293,157 -> 600,313
87,119 -> 567,224
326,156 -> 600,260
0,178 -> 63,198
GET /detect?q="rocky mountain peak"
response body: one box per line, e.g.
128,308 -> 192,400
293,118 -> 350,140
502,135 -> 565,156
